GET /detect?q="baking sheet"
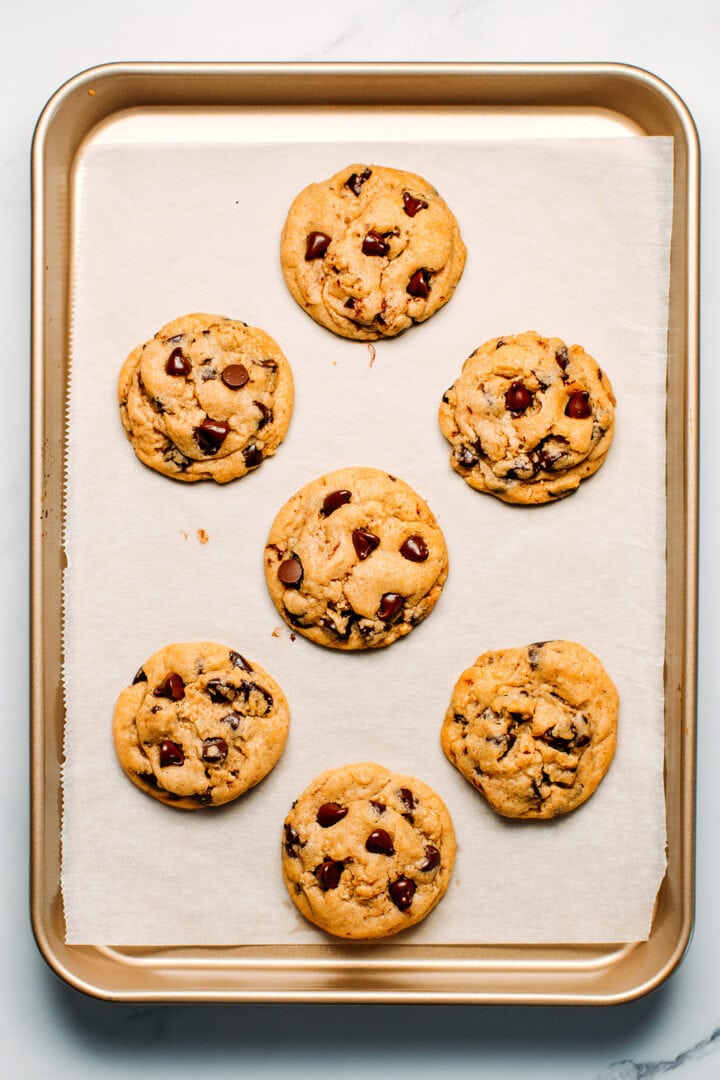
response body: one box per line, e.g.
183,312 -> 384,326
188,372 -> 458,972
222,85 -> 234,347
61,134 -> 673,946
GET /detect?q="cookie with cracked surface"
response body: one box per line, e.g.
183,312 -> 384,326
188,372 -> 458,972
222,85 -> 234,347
280,163 -> 466,340
113,642 -> 290,808
439,331 -> 616,504
282,762 -> 456,939
118,313 -> 294,482
264,466 -> 449,650
441,640 -> 618,819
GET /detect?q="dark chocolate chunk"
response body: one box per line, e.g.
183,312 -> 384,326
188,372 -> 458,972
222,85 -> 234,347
370,800 -> 386,814
159,739 -> 184,767
243,444 -> 263,469
194,418 -> 230,455
400,534 -> 428,562
153,673 -> 185,701
352,528 -> 380,561
254,401 -> 272,429
321,489 -> 352,516
202,737 -> 228,763
389,876 -> 416,911
221,713 -> 240,731
365,828 -> 395,856
284,823 -> 301,857
229,651 -> 252,672
221,363 -> 249,389
399,787 -> 416,812
402,191 -> 428,217
133,667 -> 147,684
277,555 -> 303,587
406,268 -> 431,298
165,347 -> 191,377
305,231 -> 331,260
377,593 -> 403,622
206,679 -> 236,704
565,390 -> 592,419
150,705 -> 162,714
505,381 -> 532,414
345,167 -> 371,195
419,845 -> 441,872
314,860 -> 344,890
556,346 -> 569,371
316,802 -> 349,828
455,445 -> 479,469
362,229 -> 390,257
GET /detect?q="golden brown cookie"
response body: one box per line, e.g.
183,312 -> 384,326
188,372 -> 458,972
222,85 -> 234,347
282,762 -> 456,939
113,642 -> 290,808
118,313 -> 294,482
264,466 -> 449,649
439,331 -> 616,504
441,640 -> 618,819
280,163 -> 466,340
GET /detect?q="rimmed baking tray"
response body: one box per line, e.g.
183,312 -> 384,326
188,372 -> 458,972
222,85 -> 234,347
31,62 -> 698,1004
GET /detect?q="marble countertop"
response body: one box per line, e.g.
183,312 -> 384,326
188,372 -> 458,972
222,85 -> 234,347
3,2 -> 718,1077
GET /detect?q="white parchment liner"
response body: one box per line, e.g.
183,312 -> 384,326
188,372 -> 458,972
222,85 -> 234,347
62,136 -> 673,944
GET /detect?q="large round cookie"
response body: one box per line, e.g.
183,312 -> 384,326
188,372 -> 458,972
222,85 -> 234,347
113,642 -> 290,808
264,467 -> 449,649
280,163 -> 466,340
441,640 -> 618,819
118,313 -> 294,482
439,331 -> 616,504
282,762 -> 456,939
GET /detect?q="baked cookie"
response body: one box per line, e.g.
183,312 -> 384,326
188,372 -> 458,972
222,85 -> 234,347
118,313 -> 294,483
264,467 -> 449,649
282,762 -> 456,939
280,163 -> 466,340
439,332 -> 616,504
113,642 -> 290,808
441,640 -> 618,819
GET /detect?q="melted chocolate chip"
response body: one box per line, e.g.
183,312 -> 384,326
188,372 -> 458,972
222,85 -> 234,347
377,593 -> 403,622
505,381 -> 532,414
243,444 -> 263,469
221,713 -> 240,730
389,876 -> 416,911
399,787 -> 416,812
420,845 -> 441,872
206,679 -> 236,704
153,673 -> 185,701
370,800 -> 386,814
254,401 -> 272,428
133,667 -> 147,684
344,297 -> 356,309
565,390 -> 592,419
221,363 -> 249,389
202,737 -> 228,763
406,268 -> 431,298
321,489 -> 352,516
229,651 -> 252,672
345,167 -> 371,195
316,802 -> 349,828
159,739 -> 184,767
314,860 -> 344,890
277,555 -> 303,587
362,230 -> 390,257
556,346 -> 569,371
305,231 -> 331,260
456,446 -> 479,469
165,347 -> 191,377
284,823 -> 301,857
352,528 -> 380,561
402,191 -> 428,217
194,419 -> 230,455
400,535 -> 428,562
365,828 -> 394,856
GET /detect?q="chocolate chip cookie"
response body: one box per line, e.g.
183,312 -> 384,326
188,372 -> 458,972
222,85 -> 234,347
280,163 -> 466,340
439,332 -> 616,504
118,313 -> 294,482
441,640 -> 618,819
264,467 -> 449,649
282,762 -> 456,939
113,642 -> 290,808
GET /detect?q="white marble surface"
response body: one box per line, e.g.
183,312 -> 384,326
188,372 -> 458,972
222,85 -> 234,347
2,1 -> 718,1076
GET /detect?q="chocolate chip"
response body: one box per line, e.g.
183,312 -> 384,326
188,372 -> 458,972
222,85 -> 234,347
277,555 -> 303,587
565,390 -> 592,419
165,347 -> 191,377
150,705 -> 162,714
194,418 -> 230,455
305,231 -> 331,260
362,230 -> 390,257
377,593 -> 403,622
400,535 -> 428,562
221,364 -> 249,389
345,167 -> 371,195
406,268 -> 431,298
420,845 -> 440,872
314,860 -> 344,890
159,739 -> 184,767
284,823 -> 301,857
316,802 -> 349,828
133,667 -> 147,684
575,733 -> 591,748
221,713 -> 240,730
399,787 -> 416,812
365,828 -> 394,856
202,737 -> 228,763
206,679 -> 236,704
321,489 -> 352,516
229,651 -> 252,672
389,877 -> 416,910
556,346 -> 569,371
352,528 -> 380,561
402,191 -> 429,217
344,297 -> 356,309
370,800 -> 386,814
254,402 -> 272,429
505,381 -> 532,414
166,334 -> 184,344
455,445 -> 479,469
243,444 -> 263,469
153,673 -> 185,701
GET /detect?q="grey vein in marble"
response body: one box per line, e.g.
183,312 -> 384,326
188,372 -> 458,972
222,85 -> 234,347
598,1025 -> 720,1078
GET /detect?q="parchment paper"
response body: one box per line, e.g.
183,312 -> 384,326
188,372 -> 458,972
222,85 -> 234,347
62,135 -> 673,945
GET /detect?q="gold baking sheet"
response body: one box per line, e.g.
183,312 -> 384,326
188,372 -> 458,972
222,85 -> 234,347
31,62 -> 698,1003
